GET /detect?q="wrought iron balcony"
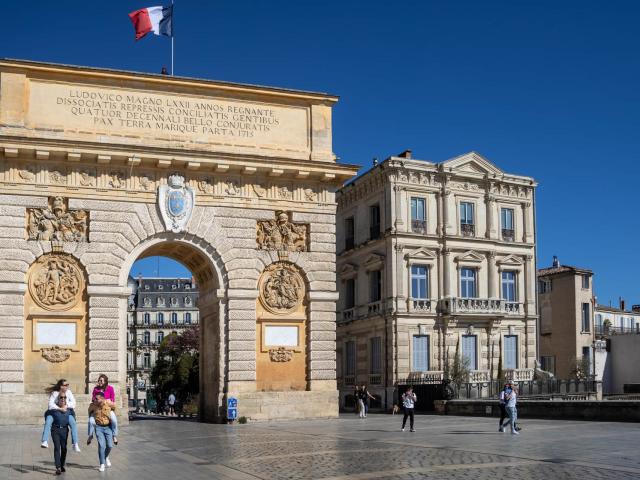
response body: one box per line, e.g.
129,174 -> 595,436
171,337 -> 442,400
368,373 -> 383,385
460,223 -> 475,237
411,220 -> 427,234
596,324 -> 640,336
439,298 -> 524,316
409,298 -> 435,313
502,228 -> 515,242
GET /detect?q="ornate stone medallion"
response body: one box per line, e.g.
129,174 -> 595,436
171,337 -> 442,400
269,347 -> 294,362
158,174 -> 195,233
29,255 -> 83,311
41,346 -> 72,363
256,211 -> 308,252
259,262 -> 305,315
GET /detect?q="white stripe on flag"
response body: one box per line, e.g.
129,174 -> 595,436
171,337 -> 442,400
147,6 -> 164,35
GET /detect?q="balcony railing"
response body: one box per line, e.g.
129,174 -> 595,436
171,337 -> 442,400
344,375 -> 356,385
502,228 -> 515,242
440,298 -> 524,316
369,373 -> 382,385
342,308 -> 356,322
468,370 -> 490,383
398,371 -> 444,385
596,324 -> 640,336
367,301 -> 383,316
409,298 -> 435,313
411,219 -> 427,234
503,368 -> 535,382
460,223 -> 475,237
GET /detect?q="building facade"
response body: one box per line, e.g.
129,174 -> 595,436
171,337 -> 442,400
0,59 -> 358,423
126,276 -> 200,402
537,258 -> 595,379
335,151 -> 538,409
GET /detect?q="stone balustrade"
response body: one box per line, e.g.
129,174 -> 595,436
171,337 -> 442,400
439,298 -> 524,316
504,368 -> 535,382
409,298 -> 435,313
468,370 -> 490,383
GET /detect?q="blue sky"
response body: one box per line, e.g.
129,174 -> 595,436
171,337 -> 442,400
4,1 -> 639,306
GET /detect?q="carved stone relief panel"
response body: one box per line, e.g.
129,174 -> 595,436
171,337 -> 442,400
256,211 -> 308,252
269,347 -> 293,362
28,254 -> 84,311
41,346 -> 72,363
27,196 -> 89,242
258,262 -> 305,315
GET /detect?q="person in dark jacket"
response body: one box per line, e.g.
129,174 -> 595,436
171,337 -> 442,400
49,394 -> 71,475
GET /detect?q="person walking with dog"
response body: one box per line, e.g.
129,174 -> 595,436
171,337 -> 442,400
400,386 -> 417,432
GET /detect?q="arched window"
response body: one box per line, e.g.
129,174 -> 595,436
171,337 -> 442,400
185,312 -> 192,324
157,297 -> 165,307
171,312 -> 178,324
143,331 -> 150,345
157,312 -> 164,325
143,297 -> 150,306
170,297 -> 178,307
185,296 -> 192,306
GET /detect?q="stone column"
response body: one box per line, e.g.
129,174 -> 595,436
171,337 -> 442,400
522,201 -> 533,243
393,185 -> 404,232
523,254 -> 535,316
485,194 -> 496,239
436,192 -> 444,236
442,178 -> 452,236
487,251 -> 497,298
442,249 -> 451,297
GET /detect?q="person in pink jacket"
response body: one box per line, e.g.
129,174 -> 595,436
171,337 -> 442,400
87,374 -> 118,445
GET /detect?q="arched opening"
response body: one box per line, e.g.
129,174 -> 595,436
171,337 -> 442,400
124,239 -> 222,422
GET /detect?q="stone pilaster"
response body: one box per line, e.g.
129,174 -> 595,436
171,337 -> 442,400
487,251 -> 497,298
308,291 -> 338,390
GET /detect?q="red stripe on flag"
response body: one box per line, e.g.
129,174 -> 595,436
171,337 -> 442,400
128,8 -> 153,41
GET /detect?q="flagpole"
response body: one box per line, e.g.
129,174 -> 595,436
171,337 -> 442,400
171,0 -> 174,76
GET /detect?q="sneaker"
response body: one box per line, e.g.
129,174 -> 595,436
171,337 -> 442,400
401,428 -> 405,432
73,443 -> 81,453
41,441 -> 49,448
61,467 -> 66,472
55,468 -> 61,475
98,464 -> 105,472
106,457 -> 112,468
499,427 -> 504,433
87,436 -> 93,445
410,429 -> 415,432
511,430 -> 520,435
113,436 -> 118,445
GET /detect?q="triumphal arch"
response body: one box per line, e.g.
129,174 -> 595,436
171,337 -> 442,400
0,59 -> 357,423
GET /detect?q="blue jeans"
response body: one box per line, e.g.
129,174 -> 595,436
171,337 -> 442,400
42,411 -> 78,444
88,412 -> 118,437
95,425 -> 113,465
505,406 -> 518,432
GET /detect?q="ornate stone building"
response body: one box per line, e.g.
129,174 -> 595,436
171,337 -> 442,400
126,276 -> 200,402
0,59 -> 358,423
335,151 -> 538,409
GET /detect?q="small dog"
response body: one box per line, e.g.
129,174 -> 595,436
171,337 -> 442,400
392,404 -> 400,415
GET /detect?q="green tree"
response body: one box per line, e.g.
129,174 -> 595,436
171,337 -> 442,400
444,337 -> 471,388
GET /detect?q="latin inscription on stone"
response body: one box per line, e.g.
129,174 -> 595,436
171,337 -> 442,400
28,82 -> 309,151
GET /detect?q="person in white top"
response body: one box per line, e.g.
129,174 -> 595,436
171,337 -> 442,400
503,382 -> 519,435
168,393 -> 176,416
41,379 -> 81,452
400,387 -> 417,432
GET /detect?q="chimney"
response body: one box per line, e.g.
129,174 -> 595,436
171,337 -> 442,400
398,149 -> 412,159
632,305 -> 640,313
161,66 -> 169,75
620,297 -> 625,311
552,255 -> 559,268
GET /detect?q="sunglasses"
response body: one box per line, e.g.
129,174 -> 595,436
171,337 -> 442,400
59,396 -> 67,399
62,383 -> 70,387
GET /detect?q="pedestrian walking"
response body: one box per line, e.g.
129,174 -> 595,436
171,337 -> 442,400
361,385 -> 375,417
87,374 -> 118,445
49,394 -> 71,475
168,392 -> 176,416
503,382 -> 519,435
498,383 -> 509,432
400,386 -> 417,432
40,379 -> 81,453
88,391 -> 117,471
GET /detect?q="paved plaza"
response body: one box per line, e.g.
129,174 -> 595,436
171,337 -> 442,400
1,414 -> 640,479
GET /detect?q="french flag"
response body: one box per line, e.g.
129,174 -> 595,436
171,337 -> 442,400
128,5 -> 173,41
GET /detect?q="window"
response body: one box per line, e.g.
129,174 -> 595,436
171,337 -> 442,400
144,284 -> 150,290
157,297 -> 165,306
171,297 -> 178,306
501,271 -> 516,302
157,331 -> 164,344
412,335 -> 429,372
411,197 -> 426,233
171,312 -> 178,325
345,216 -> 355,250
581,303 -> 590,332
541,356 -> 555,375
185,284 -> 191,290
157,312 -> 164,325
461,335 -> 477,370
369,204 -> 381,240
504,335 -> 518,369
143,331 -> 150,345
143,297 -> 151,306
143,313 -> 150,325
158,284 -> 163,290
185,312 -> 192,324
185,296 -> 192,306
143,353 -> 151,369
582,275 -> 590,289
538,279 -> 552,294
345,278 -> 355,309
370,337 -> 382,374
411,265 -> 428,299
369,270 -> 382,302
460,268 -> 477,298
501,208 -> 515,241
345,341 -> 356,377
460,202 -> 475,236
172,284 -> 177,290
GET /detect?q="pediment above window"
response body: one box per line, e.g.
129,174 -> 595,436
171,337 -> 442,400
364,253 -> 385,270
405,247 -> 437,261
442,151 -> 504,176
497,254 -> 524,267
339,263 -> 359,278
455,250 -> 484,263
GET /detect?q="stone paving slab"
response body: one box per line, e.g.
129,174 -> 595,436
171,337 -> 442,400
1,414 -> 640,479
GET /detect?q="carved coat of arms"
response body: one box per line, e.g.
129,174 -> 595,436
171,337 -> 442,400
158,174 -> 195,233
